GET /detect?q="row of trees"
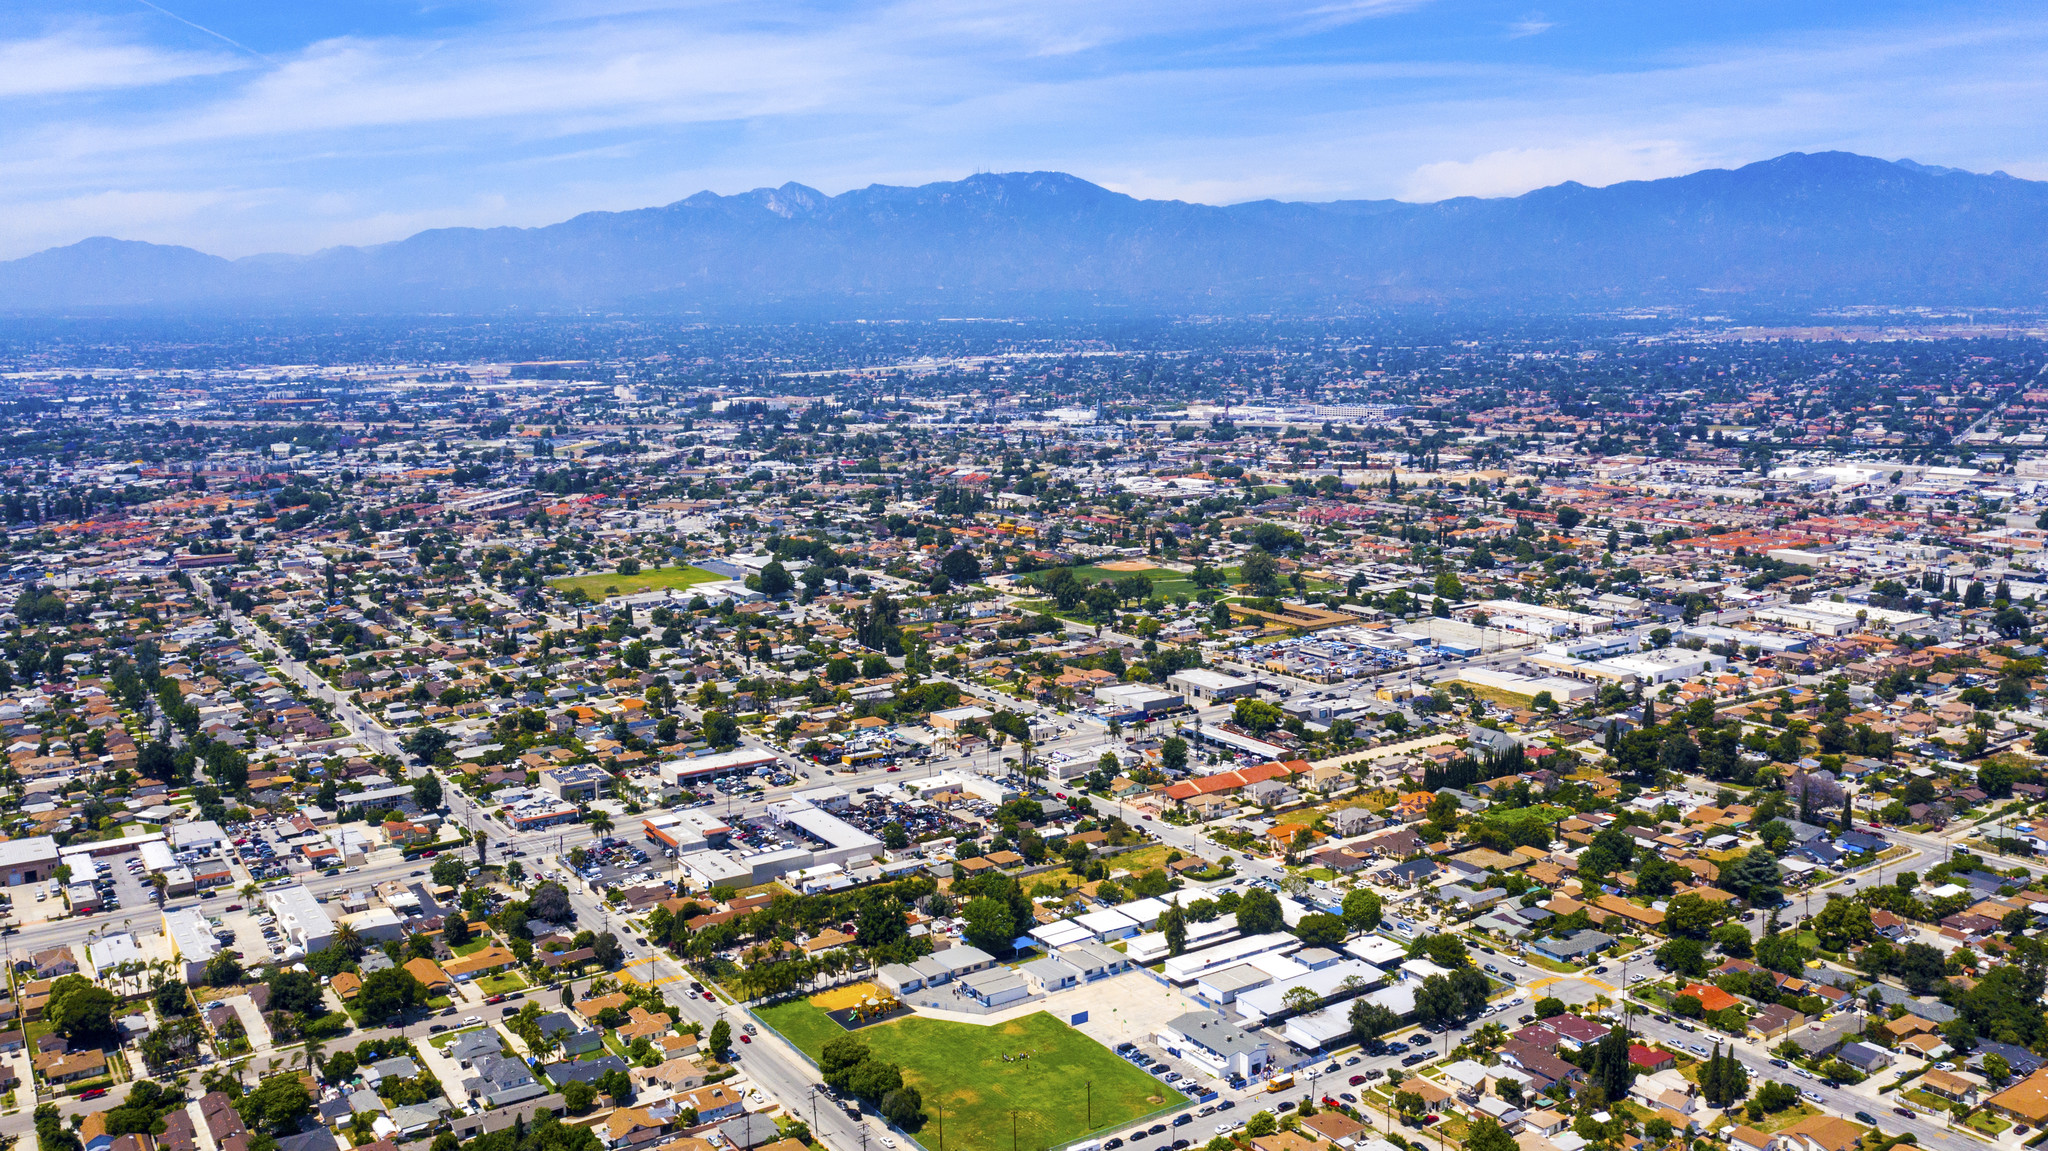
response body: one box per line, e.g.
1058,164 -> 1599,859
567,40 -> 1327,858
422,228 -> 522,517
821,1036 -> 924,1128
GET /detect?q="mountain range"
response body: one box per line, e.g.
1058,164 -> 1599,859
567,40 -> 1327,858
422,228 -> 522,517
6,151 -> 2048,315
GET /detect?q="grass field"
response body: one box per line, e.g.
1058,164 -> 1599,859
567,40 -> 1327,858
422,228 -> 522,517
756,1000 -> 1182,1151
547,565 -> 726,599
476,971 -> 529,995
1024,563 -> 1242,604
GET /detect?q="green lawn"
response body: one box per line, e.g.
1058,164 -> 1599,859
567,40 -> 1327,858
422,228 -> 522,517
476,971 -> 529,995
756,1000 -> 1182,1151
1016,563 -> 1242,607
548,565 -> 727,600
452,938 -> 494,957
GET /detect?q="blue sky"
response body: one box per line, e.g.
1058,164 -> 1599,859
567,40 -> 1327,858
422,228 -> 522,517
4,0 -> 2047,258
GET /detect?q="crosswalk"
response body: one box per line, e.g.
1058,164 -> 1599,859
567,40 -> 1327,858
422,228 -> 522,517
1525,973 -> 1618,993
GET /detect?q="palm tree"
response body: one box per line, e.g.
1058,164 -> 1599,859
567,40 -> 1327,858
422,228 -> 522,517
241,882 -> 262,903
302,1036 -> 327,1080
588,811 -> 614,839
332,921 -> 362,958
151,873 -> 170,907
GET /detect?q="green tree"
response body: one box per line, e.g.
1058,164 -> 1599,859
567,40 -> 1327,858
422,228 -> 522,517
1239,548 -> 1281,596
881,1086 -> 925,1129
1232,698 -> 1284,734
1467,1118 -> 1517,1151
1236,888 -> 1285,935
1664,892 -> 1720,940
563,1080 -> 598,1114
1811,896 -> 1875,949
960,896 -> 1017,953
1342,888 -> 1383,932
1294,913 -> 1347,949
1656,937 -> 1707,977
1433,571 -> 1465,601
354,967 -> 427,1026
1349,1000 -> 1400,1042
236,1072 -> 312,1134
820,1036 -> 872,1089
46,975 -> 118,1042
1245,1111 -> 1279,1138
758,560 -> 795,598
1412,933 -> 1470,969
431,856 -> 467,887
939,548 -> 983,585
412,772 -> 443,810
1414,974 -> 1461,1027
268,969 -> 325,1016
1160,901 -> 1188,957
1161,736 -> 1188,771
1589,1025 -> 1636,1101
1720,846 -> 1783,906
848,1059 -> 905,1103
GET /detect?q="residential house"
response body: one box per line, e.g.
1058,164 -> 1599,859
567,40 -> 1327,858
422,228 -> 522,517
1527,930 -> 1613,964
603,1108 -> 666,1151
1749,1005 -> 1809,1042
403,957 -> 452,995
443,946 -> 519,982
1919,1069 -> 1981,1107
682,1084 -> 746,1123
1837,1043 -> 1892,1074
1988,1070 -> 2048,1125
1769,1116 -> 1864,1151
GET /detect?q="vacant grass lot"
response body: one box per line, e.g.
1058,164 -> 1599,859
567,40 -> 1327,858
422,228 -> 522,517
547,565 -> 726,599
756,999 -> 1181,1151
1062,563 -> 1239,602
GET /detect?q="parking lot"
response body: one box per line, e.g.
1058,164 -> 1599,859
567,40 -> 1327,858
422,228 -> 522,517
227,819 -> 301,881
85,849 -> 150,914
562,837 -> 660,889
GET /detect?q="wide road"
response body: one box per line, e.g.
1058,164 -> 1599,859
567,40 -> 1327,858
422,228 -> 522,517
1625,1014 -> 1978,1151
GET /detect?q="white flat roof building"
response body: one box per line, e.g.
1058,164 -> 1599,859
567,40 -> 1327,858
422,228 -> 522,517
1127,918 -> 1237,964
263,884 -> 335,955
1073,907 -> 1141,942
1168,669 -> 1257,703
171,820 -> 228,853
163,907 -> 221,983
766,799 -> 884,868
85,932 -> 144,980
1030,920 -> 1096,950
1161,932 -> 1297,985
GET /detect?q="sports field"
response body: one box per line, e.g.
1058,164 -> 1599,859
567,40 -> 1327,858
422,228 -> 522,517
756,999 -> 1182,1151
547,565 -> 726,599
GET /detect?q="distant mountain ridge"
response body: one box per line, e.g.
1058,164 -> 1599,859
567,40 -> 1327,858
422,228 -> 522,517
6,152 -> 2048,314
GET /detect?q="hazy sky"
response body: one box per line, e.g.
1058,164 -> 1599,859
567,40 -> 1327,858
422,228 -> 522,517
5,0 -> 2047,259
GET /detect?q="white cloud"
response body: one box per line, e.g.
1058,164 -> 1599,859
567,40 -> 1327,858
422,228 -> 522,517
1401,140 -> 1700,200
0,24 -> 237,97
3,2 -> 2048,257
